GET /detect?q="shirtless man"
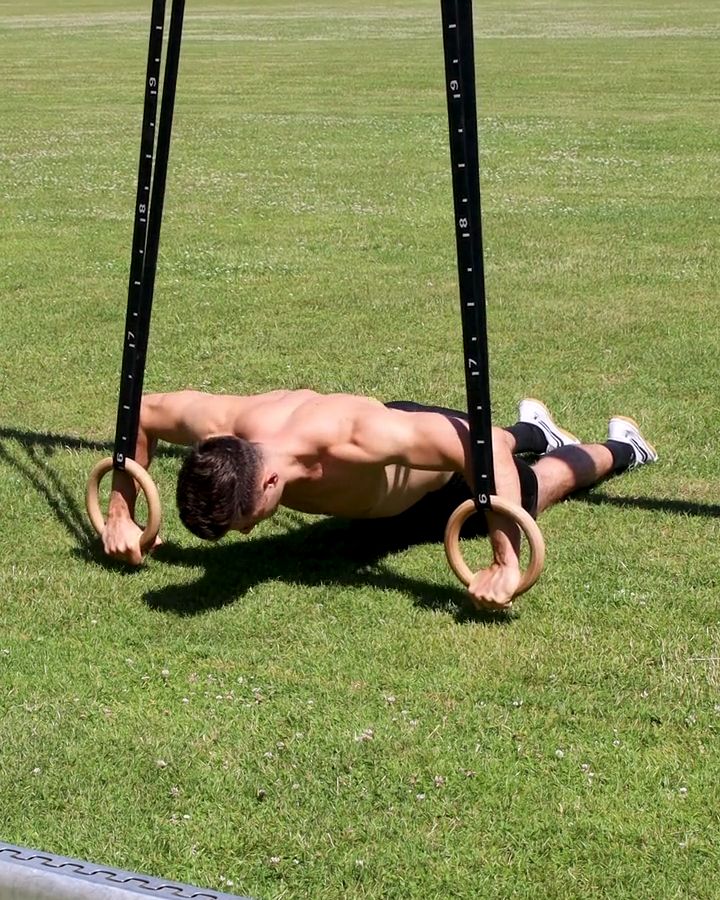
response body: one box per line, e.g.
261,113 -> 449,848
102,389 -> 657,609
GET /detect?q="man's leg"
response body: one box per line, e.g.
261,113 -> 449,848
532,415 -> 657,514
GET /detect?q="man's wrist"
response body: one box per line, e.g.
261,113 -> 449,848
108,493 -> 133,519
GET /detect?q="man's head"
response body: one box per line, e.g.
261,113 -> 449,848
176,435 -> 279,540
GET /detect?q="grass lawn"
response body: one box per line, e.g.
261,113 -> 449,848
1,0 -> 719,897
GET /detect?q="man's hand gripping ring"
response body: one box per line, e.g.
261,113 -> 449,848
86,457 -> 162,552
444,496 -> 545,598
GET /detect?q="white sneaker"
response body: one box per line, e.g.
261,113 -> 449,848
518,398 -> 581,452
607,416 -> 658,467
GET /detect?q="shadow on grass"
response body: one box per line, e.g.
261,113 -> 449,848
0,425 -> 183,554
575,491 -> 720,519
0,425 -> 185,458
147,516 -> 492,624
7,425 -> 718,623
0,429 -> 101,548
0,425 -> 487,621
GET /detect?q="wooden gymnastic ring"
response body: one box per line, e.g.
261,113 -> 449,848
444,495 -> 545,598
86,456 -> 162,553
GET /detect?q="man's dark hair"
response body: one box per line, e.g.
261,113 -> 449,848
176,436 -> 264,540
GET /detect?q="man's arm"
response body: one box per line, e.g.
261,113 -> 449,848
332,402 -> 511,486
333,403 -> 523,608
103,391 -> 227,563
473,429 -> 523,609
108,390 -> 215,511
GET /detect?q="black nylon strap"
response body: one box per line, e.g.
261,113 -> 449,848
440,0 -> 495,508
113,0 -> 185,469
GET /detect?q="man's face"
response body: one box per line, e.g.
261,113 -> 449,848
232,479 -> 281,535
232,504 -> 265,535
235,518 -> 257,535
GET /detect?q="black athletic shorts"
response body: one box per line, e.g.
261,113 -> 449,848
380,400 -> 539,540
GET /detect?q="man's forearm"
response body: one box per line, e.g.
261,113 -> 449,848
485,428 -> 522,565
490,427 -> 521,506
108,423 -> 157,519
461,427 -> 520,499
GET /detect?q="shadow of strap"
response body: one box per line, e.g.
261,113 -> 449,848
0,425 -> 185,458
